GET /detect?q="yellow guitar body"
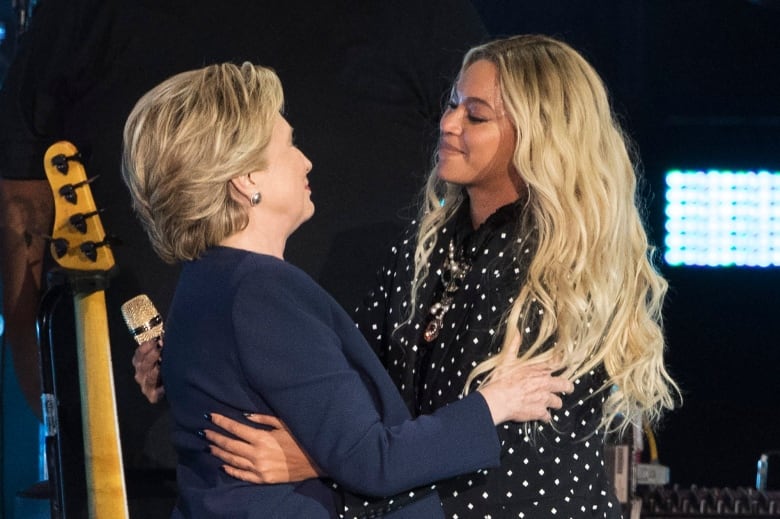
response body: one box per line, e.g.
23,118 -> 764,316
44,141 -> 129,519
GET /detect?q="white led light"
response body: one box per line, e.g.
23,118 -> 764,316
664,170 -> 780,267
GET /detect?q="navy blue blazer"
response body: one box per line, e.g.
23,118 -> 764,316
162,247 -> 500,518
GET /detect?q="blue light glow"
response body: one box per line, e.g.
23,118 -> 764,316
664,169 -> 780,267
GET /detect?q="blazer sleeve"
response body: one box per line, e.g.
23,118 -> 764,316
232,264 -> 500,497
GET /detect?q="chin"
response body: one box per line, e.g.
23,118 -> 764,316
436,165 -> 466,185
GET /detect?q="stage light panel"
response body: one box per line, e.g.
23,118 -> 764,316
664,169 -> 780,267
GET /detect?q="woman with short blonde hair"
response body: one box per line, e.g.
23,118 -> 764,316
122,62 -> 282,264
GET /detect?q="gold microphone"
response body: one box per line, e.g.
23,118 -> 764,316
120,294 -> 164,344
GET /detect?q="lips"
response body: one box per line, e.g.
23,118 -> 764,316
438,141 -> 464,155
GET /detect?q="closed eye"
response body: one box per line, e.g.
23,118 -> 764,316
447,101 -> 488,123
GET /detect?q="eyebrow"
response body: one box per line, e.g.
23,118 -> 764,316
451,89 -> 496,111
461,96 -> 497,113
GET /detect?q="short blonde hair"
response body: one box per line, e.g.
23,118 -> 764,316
122,62 -> 283,263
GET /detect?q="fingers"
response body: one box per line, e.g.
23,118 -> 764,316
528,373 -> 572,410
506,362 -> 574,393
534,376 -> 571,421
220,464 -> 262,484
202,427 -> 273,484
209,443 -> 265,484
206,413 -> 283,465
243,413 -> 285,429
132,361 -> 160,389
131,339 -> 153,358
208,442 -> 250,468
209,412 -> 264,440
132,344 -> 154,375
132,338 -> 162,365
146,385 -> 165,404
132,339 -> 164,403
546,393 -> 564,411
550,376 -> 575,395
202,427 -> 253,457
480,360 -> 578,424
203,414 -> 302,484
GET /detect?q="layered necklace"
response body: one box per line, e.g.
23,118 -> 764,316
422,239 -> 471,342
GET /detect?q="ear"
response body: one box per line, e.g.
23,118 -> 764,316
230,173 -> 257,202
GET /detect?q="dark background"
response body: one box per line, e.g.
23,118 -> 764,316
1,0 -> 778,500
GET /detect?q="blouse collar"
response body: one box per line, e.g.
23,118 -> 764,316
450,197 -> 527,259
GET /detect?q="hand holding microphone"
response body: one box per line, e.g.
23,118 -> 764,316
121,295 -> 166,403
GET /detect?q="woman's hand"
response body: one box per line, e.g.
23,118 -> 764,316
204,413 -> 323,484
478,360 -> 574,425
132,337 -> 165,403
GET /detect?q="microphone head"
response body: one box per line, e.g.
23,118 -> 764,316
121,294 -> 164,345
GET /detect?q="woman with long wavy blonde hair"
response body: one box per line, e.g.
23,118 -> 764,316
414,34 -> 679,432
356,34 -> 679,517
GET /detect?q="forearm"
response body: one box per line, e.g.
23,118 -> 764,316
0,179 -> 54,418
319,392 -> 500,497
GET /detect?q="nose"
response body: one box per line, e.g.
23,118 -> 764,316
301,151 -> 313,173
440,106 -> 462,135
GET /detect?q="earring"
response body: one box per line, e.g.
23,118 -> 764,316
250,192 -> 262,206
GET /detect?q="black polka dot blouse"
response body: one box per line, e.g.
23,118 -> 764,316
352,200 -> 623,518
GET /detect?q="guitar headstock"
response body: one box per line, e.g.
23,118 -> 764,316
44,141 -> 116,272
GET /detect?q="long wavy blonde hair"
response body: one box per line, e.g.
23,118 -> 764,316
412,35 -> 678,432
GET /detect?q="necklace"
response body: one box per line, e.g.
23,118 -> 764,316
423,239 -> 471,342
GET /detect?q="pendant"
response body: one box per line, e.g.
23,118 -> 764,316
422,239 -> 470,343
423,318 -> 442,342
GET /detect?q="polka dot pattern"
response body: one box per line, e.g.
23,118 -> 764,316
354,202 -> 622,518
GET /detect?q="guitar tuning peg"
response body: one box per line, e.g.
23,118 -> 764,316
51,152 -> 83,174
51,154 -> 68,173
57,176 -> 100,205
69,210 -> 103,234
80,241 -> 99,262
41,235 -> 70,258
70,213 -> 88,234
52,238 -> 69,258
79,238 -> 112,262
59,184 -> 77,204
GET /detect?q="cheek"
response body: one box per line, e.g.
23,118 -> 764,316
488,128 -> 515,165
498,138 -> 516,167
470,132 -> 504,166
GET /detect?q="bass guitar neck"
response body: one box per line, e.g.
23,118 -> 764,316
43,141 -> 129,519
